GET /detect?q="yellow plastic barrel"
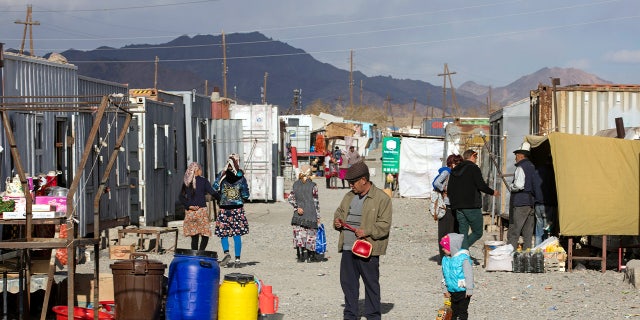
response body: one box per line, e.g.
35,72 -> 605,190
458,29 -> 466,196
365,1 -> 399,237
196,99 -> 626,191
218,273 -> 258,320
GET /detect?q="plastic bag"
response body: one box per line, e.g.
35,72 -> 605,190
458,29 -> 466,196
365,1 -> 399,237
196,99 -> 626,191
429,190 -> 446,220
316,223 -> 327,254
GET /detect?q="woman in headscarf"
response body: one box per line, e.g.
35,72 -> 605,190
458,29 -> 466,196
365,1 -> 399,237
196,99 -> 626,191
213,153 -> 251,268
287,164 -> 321,262
180,162 -> 216,251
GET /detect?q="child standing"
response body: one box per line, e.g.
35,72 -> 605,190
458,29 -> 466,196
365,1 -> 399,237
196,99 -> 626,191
440,233 -> 474,320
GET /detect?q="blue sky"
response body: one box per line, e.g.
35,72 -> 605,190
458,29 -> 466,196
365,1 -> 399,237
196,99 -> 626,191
1,0 -> 639,87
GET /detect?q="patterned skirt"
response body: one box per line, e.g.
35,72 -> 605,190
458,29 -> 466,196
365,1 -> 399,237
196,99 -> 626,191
293,225 -> 317,251
183,207 -> 212,237
215,207 -> 250,237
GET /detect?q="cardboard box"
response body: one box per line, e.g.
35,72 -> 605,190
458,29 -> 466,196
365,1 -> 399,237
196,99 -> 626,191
35,196 -> 67,213
31,258 -> 54,274
2,211 -> 64,219
109,244 -> 135,260
59,273 -> 115,307
2,196 -> 25,212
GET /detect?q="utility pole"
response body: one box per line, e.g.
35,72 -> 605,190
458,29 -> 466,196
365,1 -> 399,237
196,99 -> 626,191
359,80 -> 363,107
15,5 -> 40,56
487,86 -> 492,115
154,56 -> 159,92
204,80 -> 208,96
262,72 -> 268,104
349,50 -> 354,110
411,98 -> 417,130
437,63 -> 458,118
222,31 -> 227,99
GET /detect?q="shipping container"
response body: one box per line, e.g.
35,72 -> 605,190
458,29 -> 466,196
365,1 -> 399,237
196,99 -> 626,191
229,104 -> 280,201
421,118 -> 455,137
280,114 -> 328,131
488,98 -> 530,220
531,84 -> 640,136
77,76 -> 130,235
127,94 -> 176,226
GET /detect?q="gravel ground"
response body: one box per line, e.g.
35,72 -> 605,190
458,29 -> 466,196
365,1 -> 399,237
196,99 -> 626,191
77,148 -> 640,319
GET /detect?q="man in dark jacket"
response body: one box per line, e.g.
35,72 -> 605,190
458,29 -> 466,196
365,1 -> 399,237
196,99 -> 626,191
507,142 -> 537,250
448,149 -> 499,250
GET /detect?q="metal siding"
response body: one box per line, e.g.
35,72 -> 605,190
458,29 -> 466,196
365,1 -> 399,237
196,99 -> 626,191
210,119 -> 243,176
158,92 -> 186,220
128,97 -> 175,226
229,104 -> 276,201
532,84 -> 640,136
75,77 -> 129,235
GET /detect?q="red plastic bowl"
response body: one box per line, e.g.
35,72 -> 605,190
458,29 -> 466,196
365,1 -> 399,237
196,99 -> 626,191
51,306 -> 115,320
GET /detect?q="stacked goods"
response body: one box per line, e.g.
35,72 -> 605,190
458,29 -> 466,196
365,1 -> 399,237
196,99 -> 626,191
543,242 -> 567,272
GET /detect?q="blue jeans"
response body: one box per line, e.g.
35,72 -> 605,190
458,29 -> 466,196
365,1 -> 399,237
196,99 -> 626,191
534,204 -> 556,246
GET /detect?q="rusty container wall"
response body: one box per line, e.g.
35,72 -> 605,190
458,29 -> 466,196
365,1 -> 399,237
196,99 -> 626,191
531,84 -> 640,136
0,52 -> 78,191
77,76 -> 129,235
212,100 -> 230,119
127,95 -> 176,227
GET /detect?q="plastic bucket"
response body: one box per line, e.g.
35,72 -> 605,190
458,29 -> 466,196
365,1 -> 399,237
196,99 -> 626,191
165,249 -> 220,320
51,306 -> 114,320
110,253 -> 166,320
218,273 -> 258,320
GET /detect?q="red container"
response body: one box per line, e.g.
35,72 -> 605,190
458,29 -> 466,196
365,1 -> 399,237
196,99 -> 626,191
51,306 -> 114,320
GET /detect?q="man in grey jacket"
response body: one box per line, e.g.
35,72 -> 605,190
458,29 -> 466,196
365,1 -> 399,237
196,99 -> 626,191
334,161 -> 392,320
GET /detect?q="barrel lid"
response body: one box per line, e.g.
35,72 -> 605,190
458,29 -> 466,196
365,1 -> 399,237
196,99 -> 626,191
175,248 -> 218,259
109,253 -> 166,270
224,272 -> 255,283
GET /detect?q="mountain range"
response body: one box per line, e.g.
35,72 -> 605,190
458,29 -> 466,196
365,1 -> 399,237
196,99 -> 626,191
44,32 -> 610,117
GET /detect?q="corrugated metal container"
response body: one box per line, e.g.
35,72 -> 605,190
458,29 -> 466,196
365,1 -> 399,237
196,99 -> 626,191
210,119 -> 244,177
531,84 -> 640,136
166,90 -> 212,177
488,98 -> 530,219
77,76 -> 129,235
229,104 -> 279,201
286,126 -> 311,153
127,95 -> 176,226
1,52 -> 77,185
421,118 -> 454,137
280,114 -> 328,132
157,91 -> 187,219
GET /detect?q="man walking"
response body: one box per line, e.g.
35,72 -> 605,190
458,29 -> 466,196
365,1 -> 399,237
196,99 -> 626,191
507,142 -> 537,250
333,161 -> 392,320
448,150 -> 499,250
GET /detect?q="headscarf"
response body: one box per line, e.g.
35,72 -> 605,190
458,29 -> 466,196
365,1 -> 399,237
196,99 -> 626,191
184,162 -> 201,189
439,234 -> 451,252
298,164 -> 312,181
226,153 -> 241,175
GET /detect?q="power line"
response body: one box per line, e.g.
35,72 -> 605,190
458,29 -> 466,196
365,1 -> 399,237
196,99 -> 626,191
2,0 -> 219,13
66,14 -> 640,64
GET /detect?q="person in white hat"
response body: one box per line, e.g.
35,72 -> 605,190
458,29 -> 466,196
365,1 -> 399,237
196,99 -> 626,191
507,142 -> 538,251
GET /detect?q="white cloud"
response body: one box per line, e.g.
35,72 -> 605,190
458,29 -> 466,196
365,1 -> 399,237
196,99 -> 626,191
605,50 -> 640,64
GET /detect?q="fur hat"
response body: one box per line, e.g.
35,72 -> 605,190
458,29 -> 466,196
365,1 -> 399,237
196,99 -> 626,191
345,161 -> 369,181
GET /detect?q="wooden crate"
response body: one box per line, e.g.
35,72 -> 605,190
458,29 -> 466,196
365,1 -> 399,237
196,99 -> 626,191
544,252 -> 566,272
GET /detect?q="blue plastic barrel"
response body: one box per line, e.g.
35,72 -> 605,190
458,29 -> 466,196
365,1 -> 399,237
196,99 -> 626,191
165,249 -> 220,319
